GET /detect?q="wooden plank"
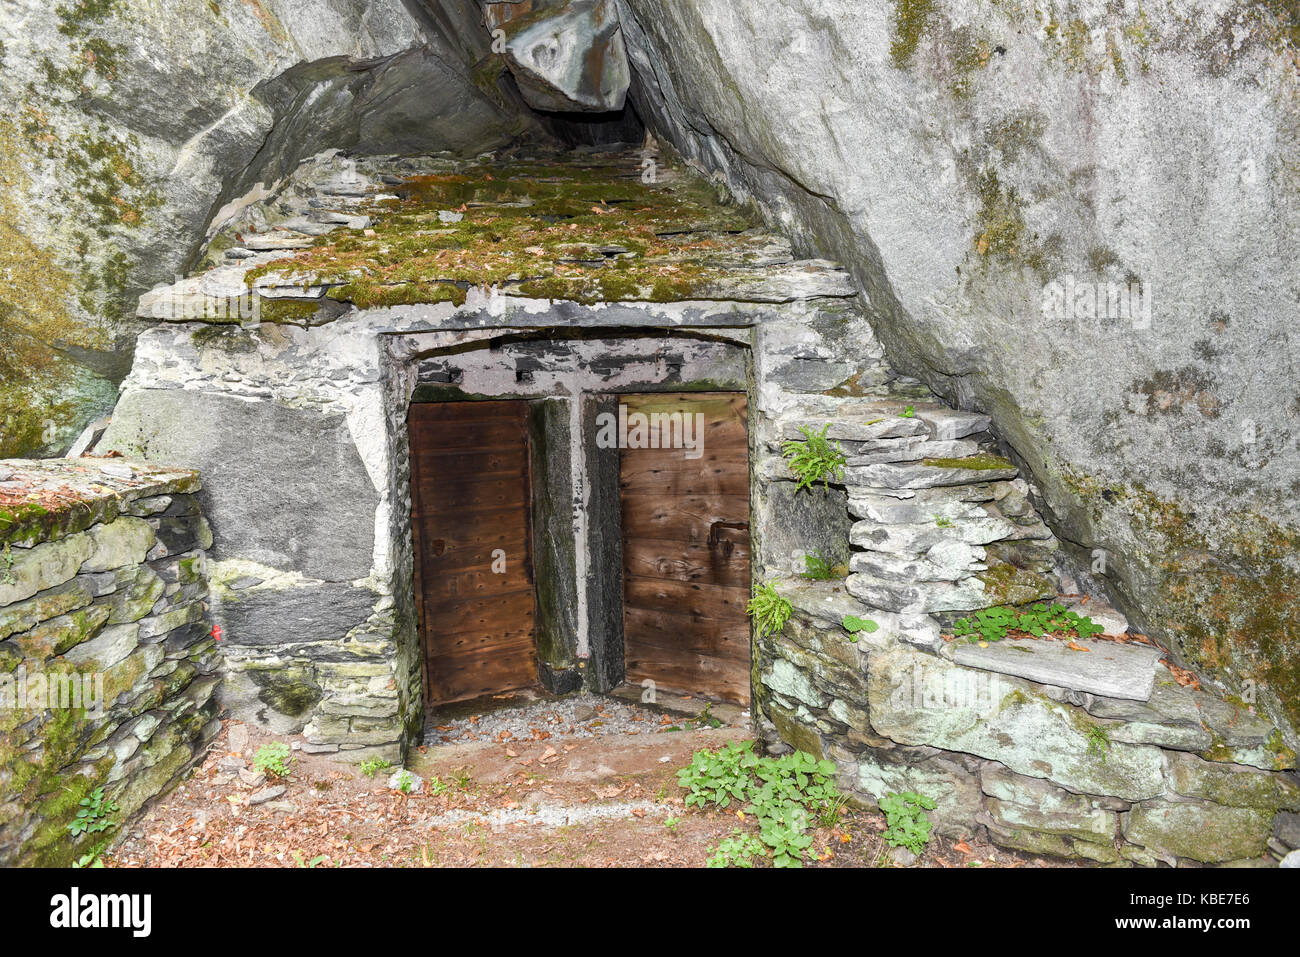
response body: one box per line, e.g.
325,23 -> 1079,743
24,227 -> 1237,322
623,577 -> 749,620
426,624 -> 536,658
622,605 -> 750,659
416,476 -> 532,514
621,538 -> 750,588
416,538 -> 529,574
411,400 -> 533,423
409,420 -> 531,450
425,647 -> 537,705
624,649 -> 750,705
420,564 -> 534,599
618,458 -> 751,496
429,593 -> 540,636
619,493 -> 750,543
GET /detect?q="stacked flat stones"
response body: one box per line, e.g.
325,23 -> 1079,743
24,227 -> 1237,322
778,397 -> 1058,616
0,460 -> 219,866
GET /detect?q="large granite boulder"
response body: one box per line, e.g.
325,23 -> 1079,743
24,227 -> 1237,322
0,0 -> 538,457
614,0 -> 1300,737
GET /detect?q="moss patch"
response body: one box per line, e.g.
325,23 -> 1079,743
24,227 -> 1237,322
244,154 -> 764,308
923,452 -> 1015,470
1061,470 -> 1300,735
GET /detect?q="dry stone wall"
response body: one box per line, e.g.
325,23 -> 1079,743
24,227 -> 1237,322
0,460 -> 219,866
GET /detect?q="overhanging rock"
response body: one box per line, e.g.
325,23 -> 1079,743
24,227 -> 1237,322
489,0 -> 631,112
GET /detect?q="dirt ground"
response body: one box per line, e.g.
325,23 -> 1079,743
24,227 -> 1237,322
107,713 -> 1076,869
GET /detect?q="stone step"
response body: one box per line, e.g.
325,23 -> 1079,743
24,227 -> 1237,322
951,634 -> 1165,702
843,457 -> 1019,490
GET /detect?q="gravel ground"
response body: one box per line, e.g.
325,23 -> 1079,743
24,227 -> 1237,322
423,692 -> 729,746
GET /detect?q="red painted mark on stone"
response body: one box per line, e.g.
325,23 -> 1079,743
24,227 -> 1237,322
211,624 -> 223,642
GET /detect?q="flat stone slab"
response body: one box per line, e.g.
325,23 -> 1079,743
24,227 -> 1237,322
953,636 -> 1164,701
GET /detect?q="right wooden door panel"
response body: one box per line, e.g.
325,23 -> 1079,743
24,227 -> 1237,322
618,393 -> 751,705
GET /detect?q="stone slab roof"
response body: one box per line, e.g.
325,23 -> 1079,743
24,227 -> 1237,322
138,149 -> 856,326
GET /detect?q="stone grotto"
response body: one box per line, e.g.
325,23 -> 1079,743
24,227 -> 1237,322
0,0 -> 1298,868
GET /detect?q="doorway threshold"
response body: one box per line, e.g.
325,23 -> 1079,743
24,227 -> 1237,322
607,684 -> 749,728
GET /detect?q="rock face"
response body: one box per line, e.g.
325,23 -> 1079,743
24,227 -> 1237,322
493,0 -> 631,112
614,0 -> 1300,739
0,0 -> 541,458
0,460 -> 220,866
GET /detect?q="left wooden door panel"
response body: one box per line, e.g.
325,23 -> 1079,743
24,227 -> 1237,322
409,401 -> 537,706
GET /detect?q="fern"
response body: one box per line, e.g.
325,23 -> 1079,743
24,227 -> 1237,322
748,582 -> 793,637
781,424 -> 847,492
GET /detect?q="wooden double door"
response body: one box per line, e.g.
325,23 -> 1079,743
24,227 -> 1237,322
410,393 -> 752,710
618,393 -> 752,704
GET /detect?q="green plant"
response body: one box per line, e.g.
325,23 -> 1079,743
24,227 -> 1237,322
800,551 -> 847,581
841,614 -> 879,643
664,816 -> 681,832
1,542 -> 15,586
747,582 -> 793,638
66,786 -> 118,838
817,793 -> 849,827
359,758 -> 391,779
393,769 -> 415,793
900,405 -> 915,417
678,741 -> 841,868
292,851 -> 332,868
1086,724 -> 1111,761
427,775 -> 449,795
935,515 -> 953,528
707,829 -> 767,868
71,841 -> 109,868
692,702 -> 722,729
253,741 -> 293,778
781,423 -> 847,492
879,791 -> 936,855
952,602 -> 1105,644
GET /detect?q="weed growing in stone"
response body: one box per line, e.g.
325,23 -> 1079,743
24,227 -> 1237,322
66,786 -> 118,838
1086,724 -> 1111,761
747,582 -> 793,637
393,769 -> 415,794
841,614 -> 879,643
678,741 -> 840,867
1,542 -> 14,585
253,742 -> 293,778
71,846 -> 107,868
693,701 -> 723,729
359,758 -> 392,779
782,423 -> 846,491
952,602 -> 1104,643
801,550 -> 847,580
879,791 -> 935,855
